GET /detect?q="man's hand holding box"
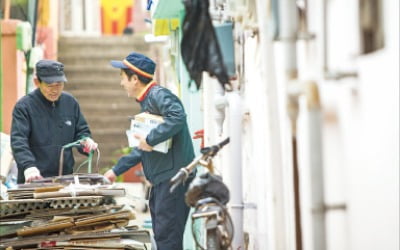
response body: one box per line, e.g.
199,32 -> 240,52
126,113 -> 172,153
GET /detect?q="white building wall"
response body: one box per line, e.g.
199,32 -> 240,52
241,36 -> 273,250
339,0 -> 399,249
203,0 -> 399,250
192,0 -> 398,249
316,0 -> 399,249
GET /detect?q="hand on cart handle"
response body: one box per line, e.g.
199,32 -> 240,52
81,137 -> 98,153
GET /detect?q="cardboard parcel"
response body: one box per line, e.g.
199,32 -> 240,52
126,112 -> 172,153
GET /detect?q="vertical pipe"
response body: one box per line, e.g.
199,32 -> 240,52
280,0 -> 301,249
322,0 -> 329,75
292,135 -> 303,250
29,0 -> 38,47
305,82 -> 326,250
226,91 -> 244,249
255,0 -> 287,248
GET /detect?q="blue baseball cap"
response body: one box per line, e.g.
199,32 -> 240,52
110,52 -> 156,79
36,59 -> 67,83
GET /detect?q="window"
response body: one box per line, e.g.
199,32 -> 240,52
359,0 -> 384,54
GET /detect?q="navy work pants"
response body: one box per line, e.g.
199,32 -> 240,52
149,178 -> 191,250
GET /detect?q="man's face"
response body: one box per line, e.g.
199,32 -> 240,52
37,81 -> 64,102
120,70 -> 138,98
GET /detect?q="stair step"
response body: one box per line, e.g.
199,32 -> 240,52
65,65 -> 116,72
63,76 -> 120,85
78,102 -> 139,116
91,127 -> 127,135
70,96 -> 135,107
63,69 -> 120,81
58,44 -> 149,55
67,88 -> 127,97
86,115 -> 132,123
85,114 -> 137,130
59,35 -> 147,45
65,81 -> 119,90
59,54 -> 148,65
59,51 -> 150,63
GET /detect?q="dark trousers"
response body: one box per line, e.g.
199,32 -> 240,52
149,178 -> 191,250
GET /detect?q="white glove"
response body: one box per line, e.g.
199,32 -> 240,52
81,138 -> 98,153
24,167 -> 43,183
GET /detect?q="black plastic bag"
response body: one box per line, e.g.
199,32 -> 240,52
181,0 -> 230,90
185,172 -> 230,206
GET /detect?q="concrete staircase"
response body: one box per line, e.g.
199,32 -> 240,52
59,36 -> 149,172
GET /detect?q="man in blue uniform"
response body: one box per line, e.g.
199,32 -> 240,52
104,52 -> 195,250
11,59 -> 98,184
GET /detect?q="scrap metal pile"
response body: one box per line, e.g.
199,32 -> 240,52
0,174 -> 150,250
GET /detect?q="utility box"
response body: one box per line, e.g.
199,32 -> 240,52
126,113 -> 172,154
214,22 -> 235,77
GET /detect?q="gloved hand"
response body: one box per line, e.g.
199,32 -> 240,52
24,167 -> 43,183
104,169 -> 117,183
81,138 -> 98,153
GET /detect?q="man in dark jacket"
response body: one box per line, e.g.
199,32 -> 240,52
104,52 -> 195,250
11,60 -> 98,183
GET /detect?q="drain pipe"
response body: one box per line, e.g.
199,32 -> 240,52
288,80 -> 326,250
254,0 -> 289,248
304,81 -> 326,250
279,0 -> 302,249
226,90 -> 244,250
214,82 -> 244,249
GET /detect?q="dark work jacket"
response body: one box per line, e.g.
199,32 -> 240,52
112,84 -> 195,185
11,88 -> 91,183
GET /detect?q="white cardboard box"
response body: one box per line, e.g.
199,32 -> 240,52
126,113 -> 172,154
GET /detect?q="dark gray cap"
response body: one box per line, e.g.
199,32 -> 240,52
36,59 -> 67,84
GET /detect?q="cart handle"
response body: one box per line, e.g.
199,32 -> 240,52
58,138 -> 100,176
